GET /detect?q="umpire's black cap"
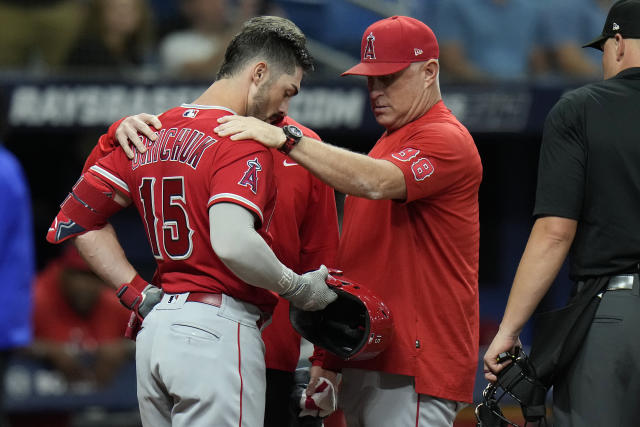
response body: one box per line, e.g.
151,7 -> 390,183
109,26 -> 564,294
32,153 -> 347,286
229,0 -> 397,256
584,0 -> 640,50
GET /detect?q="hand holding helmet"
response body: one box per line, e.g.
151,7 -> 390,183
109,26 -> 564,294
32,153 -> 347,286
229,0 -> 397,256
290,269 -> 393,361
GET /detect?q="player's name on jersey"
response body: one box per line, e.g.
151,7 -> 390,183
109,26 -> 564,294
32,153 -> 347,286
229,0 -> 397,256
132,128 -> 216,171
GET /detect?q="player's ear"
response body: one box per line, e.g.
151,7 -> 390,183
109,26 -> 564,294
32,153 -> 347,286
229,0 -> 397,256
250,61 -> 268,85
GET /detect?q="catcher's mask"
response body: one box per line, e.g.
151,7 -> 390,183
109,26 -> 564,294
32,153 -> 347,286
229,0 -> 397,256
289,269 -> 393,361
475,348 -> 548,427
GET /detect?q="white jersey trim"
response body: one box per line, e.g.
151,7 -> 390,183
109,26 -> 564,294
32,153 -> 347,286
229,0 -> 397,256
180,104 -> 238,115
208,193 -> 264,223
89,165 -> 130,194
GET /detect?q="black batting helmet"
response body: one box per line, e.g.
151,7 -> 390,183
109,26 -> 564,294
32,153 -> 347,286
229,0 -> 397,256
289,269 -> 393,361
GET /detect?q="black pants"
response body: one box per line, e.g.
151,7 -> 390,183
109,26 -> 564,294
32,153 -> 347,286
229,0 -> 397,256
265,368 -> 323,427
553,286 -> 640,426
265,369 -> 295,427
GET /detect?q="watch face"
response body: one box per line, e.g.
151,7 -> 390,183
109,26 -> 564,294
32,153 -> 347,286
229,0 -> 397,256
286,125 -> 303,138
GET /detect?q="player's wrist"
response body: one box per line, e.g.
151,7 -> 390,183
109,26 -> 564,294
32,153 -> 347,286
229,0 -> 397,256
117,284 -> 141,311
278,265 -> 301,297
116,274 -> 147,308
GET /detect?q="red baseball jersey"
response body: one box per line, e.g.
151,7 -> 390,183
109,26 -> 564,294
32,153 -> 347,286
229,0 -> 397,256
325,101 -> 482,403
262,117 -> 340,372
33,259 -> 131,347
88,105 -> 278,313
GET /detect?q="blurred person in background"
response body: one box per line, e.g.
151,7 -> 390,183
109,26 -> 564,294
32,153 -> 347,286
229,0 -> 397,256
0,144 -> 34,427
10,245 -> 132,427
234,0 -> 284,20
0,0 -> 85,72
158,0 -> 238,79
433,0 -> 547,82
65,0 -> 155,75
28,245 -> 133,388
158,0 -> 284,79
539,0 -> 614,80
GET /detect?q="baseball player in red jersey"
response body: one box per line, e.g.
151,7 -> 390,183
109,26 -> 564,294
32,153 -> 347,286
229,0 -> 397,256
91,113 -> 342,427
46,16 -> 338,427
215,16 -> 481,427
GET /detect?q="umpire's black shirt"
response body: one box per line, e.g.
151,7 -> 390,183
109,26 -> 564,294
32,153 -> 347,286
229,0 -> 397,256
534,67 -> 640,280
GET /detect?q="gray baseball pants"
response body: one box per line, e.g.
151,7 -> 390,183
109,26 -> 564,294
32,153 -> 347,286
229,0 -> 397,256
135,292 -> 267,427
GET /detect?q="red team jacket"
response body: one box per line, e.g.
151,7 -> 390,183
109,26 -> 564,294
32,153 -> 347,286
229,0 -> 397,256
86,114 -> 340,373
86,105 -> 279,313
319,101 -> 482,403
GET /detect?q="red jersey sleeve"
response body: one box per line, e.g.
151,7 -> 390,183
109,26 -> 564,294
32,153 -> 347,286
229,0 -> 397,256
382,123 -> 477,203
86,149 -> 132,198
81,117 -> 126,173
207,140 -> 275,227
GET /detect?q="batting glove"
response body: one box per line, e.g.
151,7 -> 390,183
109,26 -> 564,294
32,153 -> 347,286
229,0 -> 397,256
116,274 -> 163,319
281,265 -> 338,311
299,376 -> 338,418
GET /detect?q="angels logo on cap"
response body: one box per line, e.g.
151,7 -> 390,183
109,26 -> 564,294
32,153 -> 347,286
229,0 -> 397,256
364,32 -> 376,60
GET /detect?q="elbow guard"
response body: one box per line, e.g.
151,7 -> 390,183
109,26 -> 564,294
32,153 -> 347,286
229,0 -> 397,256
47,173 -> 124,243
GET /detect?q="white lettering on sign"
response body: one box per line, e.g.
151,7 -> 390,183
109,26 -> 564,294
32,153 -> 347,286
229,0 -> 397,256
289,87 -> 365,129
8,85 -> 205,127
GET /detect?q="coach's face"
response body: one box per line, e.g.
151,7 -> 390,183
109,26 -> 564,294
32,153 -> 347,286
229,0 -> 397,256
367,60 -> 438,131
248,64 -> 302,123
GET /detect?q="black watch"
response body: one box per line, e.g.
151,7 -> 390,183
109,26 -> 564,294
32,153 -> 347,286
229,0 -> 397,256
279,125 -> 303,155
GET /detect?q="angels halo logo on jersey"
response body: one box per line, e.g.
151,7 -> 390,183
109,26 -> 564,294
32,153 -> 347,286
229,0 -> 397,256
238,158 -> 262,194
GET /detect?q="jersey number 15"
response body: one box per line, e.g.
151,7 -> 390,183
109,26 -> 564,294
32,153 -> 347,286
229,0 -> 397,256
139,176 -> 194,260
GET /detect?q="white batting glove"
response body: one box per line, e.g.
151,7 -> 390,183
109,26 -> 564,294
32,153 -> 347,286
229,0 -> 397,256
299,376 -> 338,418
281,265 -> 337,311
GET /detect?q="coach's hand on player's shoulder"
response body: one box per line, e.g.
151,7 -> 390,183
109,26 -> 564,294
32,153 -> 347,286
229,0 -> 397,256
281,265 -> 338,311
116,113 -> 162,159
214,115 -> 286,149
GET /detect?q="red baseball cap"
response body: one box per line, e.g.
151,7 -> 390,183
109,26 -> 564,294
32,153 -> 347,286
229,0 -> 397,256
342,16 -> 439,77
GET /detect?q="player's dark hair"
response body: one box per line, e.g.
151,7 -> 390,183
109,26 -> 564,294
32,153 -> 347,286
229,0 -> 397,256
216,16 -> 314,80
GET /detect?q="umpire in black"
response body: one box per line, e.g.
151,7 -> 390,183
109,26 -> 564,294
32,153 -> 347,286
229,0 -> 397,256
482,0 -> 640,425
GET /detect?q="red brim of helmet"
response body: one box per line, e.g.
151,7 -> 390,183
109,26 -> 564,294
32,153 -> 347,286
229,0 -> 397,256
341,61 -> 411,76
